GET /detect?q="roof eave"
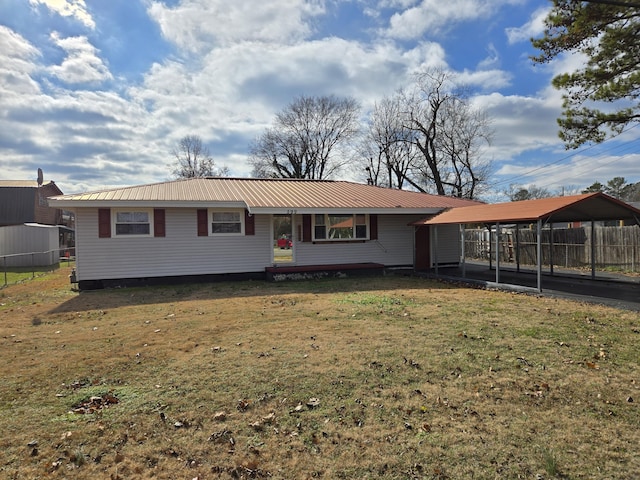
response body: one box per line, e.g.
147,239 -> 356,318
47,199 -> 248,209
250,207 -> 447,215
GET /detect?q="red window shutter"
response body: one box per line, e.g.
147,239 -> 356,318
245,210 -> 255,235
98,208 -> 111,238
197,209 -> 208,236
369,214 -> 378,240
302,214 -> 311,242
154,209 -> 166,237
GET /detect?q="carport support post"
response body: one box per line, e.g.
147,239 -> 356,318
495,222 -> 500,284
549,223 -> 554,276
434,225 -> 439,276
460,224 -> 466,278
515,224 -> 521,273
591,220 -> 596,280
487,225 -> 492,270
536,219 -> 542,292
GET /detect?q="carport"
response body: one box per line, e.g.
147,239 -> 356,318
413,192 -> 640,293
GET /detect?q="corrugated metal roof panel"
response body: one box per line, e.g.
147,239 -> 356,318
414,193 -> 640,225
49,178 -> 482,211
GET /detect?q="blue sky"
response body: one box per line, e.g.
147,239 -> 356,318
1,0 -> 638,199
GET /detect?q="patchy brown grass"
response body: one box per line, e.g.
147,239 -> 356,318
1,266 -> 639,479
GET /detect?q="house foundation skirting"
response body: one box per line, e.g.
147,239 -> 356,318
77,272 -> 265,290
77,263 -> 388,289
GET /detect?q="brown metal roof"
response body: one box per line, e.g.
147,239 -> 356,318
49,177 -> 481,213
413,192 -> 640,225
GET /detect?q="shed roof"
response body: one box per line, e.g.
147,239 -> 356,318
49,177 -> 481,214
413,192 -> 640,225
0,180 -> 59,189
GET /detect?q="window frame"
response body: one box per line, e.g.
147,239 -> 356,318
209,208 -> 245,236
312,213 -> 369,241
112,208 -> 154,237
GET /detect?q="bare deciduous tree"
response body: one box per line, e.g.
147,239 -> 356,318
361,95 -> 420,189
402,69 -> 493,198
250,95 -> 361,180
437,97 -> 493,198
171,135 -> 228,178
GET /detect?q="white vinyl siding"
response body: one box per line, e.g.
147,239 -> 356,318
295,215 -> 420,267
75,208 -> 270,281
73,209 -> 460,282
431,224 -> 460,265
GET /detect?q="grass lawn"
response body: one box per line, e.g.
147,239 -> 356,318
0,266 -> 638,479
1,261 -> 73,287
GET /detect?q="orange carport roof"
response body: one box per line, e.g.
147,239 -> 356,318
413,192 -> 640,225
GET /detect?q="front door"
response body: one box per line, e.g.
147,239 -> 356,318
414,226 -> 430,271
273,214 -> 293,263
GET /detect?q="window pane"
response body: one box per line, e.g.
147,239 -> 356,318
356,225 -> 367,238
212,212 -> 240,222
116,212 -> 134,222
116,224 -> 150,235
315,214 -> 325,225
328,215 -> 352,228
212,223 -> 241,234
328,215 -> 353,239
116,211 -> 149,223
314,225 -> 326,239
133,211 -> 149,222
355,214 -> 366,225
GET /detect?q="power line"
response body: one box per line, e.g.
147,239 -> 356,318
583,0 -> 640,8
492,123 -> 640,189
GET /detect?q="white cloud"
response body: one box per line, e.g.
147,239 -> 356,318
7,0 -> 620,196
458,68 -> 512,91
29,0 -> 95,29
48,32 -> 112,84
471,90 -> 562,160
506,6 -> 549,44
0,26 -> 41,95
147,0 -> 326,52
124,36 -> 449,172
385,0 -> 523,40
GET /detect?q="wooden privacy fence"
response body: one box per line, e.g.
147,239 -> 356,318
464,225 -> 640,272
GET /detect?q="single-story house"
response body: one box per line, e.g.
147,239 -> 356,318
48,177 -> 480,289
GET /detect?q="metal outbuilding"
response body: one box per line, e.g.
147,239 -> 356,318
412,192 -> 640,292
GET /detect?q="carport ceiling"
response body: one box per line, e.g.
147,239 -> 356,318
415,192 -> 640,225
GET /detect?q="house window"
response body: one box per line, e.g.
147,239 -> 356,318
313,214 -> 368,241
114,210 -> 152,236
211,210 -> 243,235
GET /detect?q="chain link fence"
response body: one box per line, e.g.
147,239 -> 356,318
1,248 -> 75,287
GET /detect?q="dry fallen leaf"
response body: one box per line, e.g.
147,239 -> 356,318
307,398 -> 320,408
262,412 -> 275,422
